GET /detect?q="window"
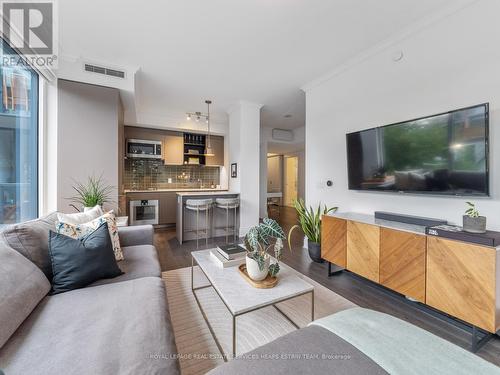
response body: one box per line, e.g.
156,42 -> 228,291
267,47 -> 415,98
0,39 -> 39,225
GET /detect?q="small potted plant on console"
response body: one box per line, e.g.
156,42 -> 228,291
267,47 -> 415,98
463,201 -> 487,234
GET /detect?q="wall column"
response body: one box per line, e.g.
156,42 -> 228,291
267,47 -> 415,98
259,137 -> 268,219
228,101 -> 262,235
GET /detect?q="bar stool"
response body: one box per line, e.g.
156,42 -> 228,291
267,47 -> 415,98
215,197 -> 240,243
185,198 -> 213,248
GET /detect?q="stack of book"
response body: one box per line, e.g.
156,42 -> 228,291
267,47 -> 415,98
210,244 -> 247,268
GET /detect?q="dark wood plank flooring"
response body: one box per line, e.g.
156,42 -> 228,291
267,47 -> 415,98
154,206 -> 500,366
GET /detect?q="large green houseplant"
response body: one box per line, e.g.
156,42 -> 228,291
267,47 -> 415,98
289,198 -> 337,263
244,218 -> 286,281
69,175 -> 114,211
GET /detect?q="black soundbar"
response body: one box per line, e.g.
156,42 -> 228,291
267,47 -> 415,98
426,225 -> 500,247
374,211 -> 448,227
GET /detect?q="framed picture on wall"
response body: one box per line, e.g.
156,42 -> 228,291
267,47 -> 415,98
231,163 -> 237,178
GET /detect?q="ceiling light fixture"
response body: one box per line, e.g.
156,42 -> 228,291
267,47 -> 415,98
186,102 -> 214,156
186,111 -> 206,122
205,100 -> 214,156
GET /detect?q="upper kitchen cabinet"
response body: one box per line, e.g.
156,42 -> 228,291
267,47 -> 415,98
205,135 -> 224,166
125,126 -> 165,142
163,133 -> 184,165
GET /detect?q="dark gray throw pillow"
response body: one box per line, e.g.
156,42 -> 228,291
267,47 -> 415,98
48,222 -> 123,295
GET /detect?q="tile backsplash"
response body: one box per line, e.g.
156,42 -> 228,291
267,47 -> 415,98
123,159 -> 220,190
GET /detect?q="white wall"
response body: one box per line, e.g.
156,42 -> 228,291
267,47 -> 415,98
259,137 -> 268,218
228,101 -> 262,235
57,80 -> 120,213
305,0 -> 500,230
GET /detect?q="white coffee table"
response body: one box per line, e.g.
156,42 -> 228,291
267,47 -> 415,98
191,249 -> 314,360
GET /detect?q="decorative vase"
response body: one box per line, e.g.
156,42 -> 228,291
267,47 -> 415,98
83,206 -> 93,212
307,241 -> 323,263
245,255 -> 270,281
463,215 -> 487,234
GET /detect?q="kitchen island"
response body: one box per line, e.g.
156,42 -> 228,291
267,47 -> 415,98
124,189 -> 227,226
176,191 -> 240,244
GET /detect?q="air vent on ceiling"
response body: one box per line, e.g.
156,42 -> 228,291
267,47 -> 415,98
272,128 -> 294,142
84,63 -> 125,78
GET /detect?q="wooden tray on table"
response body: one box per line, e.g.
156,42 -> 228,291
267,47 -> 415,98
238,264 -> 278,289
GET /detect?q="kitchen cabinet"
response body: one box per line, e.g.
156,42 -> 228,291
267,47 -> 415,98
159,192 -> 177,224
205,135 -> 224,166
125,126 -> 165,142
163,133 -> 184,165
125,191 -> 176,225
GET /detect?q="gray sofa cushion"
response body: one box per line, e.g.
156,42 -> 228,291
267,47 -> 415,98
0,212 -> 58,279
118,225 -> 154,247
0,277 -> 180,375
90,244 -> 161,287
0,241 -> 50,349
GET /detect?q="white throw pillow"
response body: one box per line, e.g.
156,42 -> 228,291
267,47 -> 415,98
55,211 -> 124,261
57,205 -> 103,225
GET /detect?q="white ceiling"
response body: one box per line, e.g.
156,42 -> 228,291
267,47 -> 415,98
59,0 -> 454,129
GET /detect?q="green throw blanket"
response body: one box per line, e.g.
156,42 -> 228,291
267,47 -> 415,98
311,307 -> 500,375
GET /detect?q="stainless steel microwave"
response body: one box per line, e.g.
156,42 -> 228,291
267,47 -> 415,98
126,139 -> 162,159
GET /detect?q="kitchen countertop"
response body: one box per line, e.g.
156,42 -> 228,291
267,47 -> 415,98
177,191 -> 239,197
124,188 -> 228,193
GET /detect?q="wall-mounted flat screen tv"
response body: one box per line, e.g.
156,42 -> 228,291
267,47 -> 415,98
346,103 -> 489,196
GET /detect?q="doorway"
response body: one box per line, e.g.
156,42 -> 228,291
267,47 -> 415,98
284,156 -> 298,207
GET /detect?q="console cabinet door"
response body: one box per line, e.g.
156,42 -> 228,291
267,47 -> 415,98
347,221 -> 380,282
380,229 -> 426,302
426,236 -> 497,332
321,216 -> 346,268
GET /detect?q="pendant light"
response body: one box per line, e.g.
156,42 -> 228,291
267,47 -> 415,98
205,100 -> 214,156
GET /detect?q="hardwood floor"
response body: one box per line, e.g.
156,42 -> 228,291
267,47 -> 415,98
154,206 -> 500,366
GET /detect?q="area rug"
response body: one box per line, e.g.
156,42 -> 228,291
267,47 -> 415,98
162,263 -> 357,375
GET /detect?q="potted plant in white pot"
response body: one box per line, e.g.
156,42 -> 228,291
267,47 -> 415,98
289,199 -> 338,263
463,201 -> 487,233
69,175 -> 114,212
244,218 -> 286,281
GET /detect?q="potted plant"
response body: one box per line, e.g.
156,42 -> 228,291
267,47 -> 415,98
289,199 -> 338,263
69,175 -> 114,212
244,218 -> 286,281
463,202 -> 487,234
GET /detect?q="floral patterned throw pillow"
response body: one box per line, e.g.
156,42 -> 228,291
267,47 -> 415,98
56,211 -> 124,261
